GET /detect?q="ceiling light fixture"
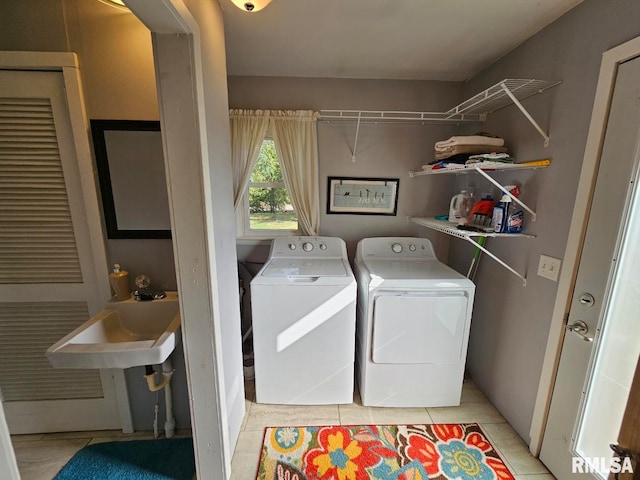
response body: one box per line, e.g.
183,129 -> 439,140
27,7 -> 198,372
230,0 -> 272,13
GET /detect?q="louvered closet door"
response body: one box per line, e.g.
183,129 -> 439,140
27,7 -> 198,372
0,70 -> 121,433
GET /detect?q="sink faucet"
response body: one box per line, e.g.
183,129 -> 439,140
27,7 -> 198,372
133,274 -> 166,301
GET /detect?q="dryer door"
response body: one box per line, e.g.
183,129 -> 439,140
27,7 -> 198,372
372,292 -> 469,364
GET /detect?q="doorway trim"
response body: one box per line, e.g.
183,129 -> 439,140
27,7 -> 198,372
529,34 -> 640,455
124,0 -> 237,477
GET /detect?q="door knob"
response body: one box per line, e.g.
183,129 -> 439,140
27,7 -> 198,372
565,320 -> 593,342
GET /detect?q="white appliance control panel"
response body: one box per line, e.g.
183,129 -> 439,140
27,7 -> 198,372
361,237 -> 437,259
270,236 -> 346,258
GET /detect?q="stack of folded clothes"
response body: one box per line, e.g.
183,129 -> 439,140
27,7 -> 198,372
465,152 -> 515,165
433,134 -> 507,164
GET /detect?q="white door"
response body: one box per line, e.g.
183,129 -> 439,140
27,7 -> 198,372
539,55 -> 640,479
0,69 -> 122,433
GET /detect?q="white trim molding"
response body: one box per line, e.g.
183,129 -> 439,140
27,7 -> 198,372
0,51 -> 78,70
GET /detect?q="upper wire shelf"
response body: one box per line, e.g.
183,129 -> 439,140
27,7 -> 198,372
318,79 -> 561,159
319,79 -> 560,124
445,79 -> 561,117
318,110 -> 483,124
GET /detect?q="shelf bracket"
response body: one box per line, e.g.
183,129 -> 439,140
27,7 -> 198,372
351,112 -> 362,162
473,166 -> 537,221
464,236 -> 527,286
500,82 -> 550,147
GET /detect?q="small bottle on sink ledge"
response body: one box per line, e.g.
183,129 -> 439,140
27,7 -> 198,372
109,264 -> 131,301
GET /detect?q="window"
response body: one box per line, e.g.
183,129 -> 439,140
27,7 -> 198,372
237,138 -> 299,238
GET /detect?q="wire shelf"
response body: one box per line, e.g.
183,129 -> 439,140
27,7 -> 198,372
318,110 -> 482,124
319,79 -> 561,123
446,79 -> 561,117
409,160 -> 550,177
409,217 -> 535,239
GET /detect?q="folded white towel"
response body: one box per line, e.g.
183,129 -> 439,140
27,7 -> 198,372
435,135 -> 504,151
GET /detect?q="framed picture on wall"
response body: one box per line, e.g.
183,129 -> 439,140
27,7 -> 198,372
327,177 -> 399,215
91,119 -> 171,239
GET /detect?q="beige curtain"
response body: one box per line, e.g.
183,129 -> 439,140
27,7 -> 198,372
229,109 -> 270,210
270,110 -> 320,236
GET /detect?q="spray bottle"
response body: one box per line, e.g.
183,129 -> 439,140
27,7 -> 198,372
492,185 -> 519,233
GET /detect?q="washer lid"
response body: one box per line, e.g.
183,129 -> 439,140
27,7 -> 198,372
361,259 -> 475,289
364,259 -> 460,279
261,258 -> 349,277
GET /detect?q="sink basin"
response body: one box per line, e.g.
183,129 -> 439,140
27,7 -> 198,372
46,292 -> 181,369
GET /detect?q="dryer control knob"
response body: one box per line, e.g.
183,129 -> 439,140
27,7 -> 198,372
302,242 -> 314,252
408,244 -> 416,251
319,243 -> 327,250
391,243 -> 403,253
288,243 -> 296,250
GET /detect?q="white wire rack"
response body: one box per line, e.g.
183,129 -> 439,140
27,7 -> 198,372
408,216 -> 535,285
319,79 -> 560,123
445,79 -> 561,117
318,109 -> 484,124
319,79 -> 561,159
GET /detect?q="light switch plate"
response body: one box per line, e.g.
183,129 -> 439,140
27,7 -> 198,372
538,255 -> 562,281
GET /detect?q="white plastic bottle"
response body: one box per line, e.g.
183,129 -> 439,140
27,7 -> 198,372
449,190 -> 472,224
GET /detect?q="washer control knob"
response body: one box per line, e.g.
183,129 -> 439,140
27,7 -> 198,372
288,243 -> 296,250
319,243 -> 327,250
391,243 -> 403,253
302,242 -> 314,252
408,244 -> 416,251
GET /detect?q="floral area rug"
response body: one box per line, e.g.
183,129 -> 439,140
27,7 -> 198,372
257,423 -> 514,480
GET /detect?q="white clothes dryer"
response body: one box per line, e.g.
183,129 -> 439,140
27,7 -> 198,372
251,236 -> 356,405
354,237 -> 475,407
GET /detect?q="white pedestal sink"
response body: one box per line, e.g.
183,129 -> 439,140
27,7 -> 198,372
46,292 -> 181,370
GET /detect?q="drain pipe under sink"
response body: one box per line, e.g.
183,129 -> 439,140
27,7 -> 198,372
143,360 -> 175,438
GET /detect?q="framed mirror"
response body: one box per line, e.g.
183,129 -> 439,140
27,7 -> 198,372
91,119 -> 171,239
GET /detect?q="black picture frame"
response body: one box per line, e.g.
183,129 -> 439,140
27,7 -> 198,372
91,119 -> 171,239
327,176 -> 400,215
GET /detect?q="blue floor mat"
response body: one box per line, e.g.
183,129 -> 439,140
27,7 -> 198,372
54,437 -> 195,480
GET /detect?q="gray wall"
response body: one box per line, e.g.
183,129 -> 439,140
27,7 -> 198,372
64,0 -> 177,292
448,0 -> 640,441
229,76 -> 464,264
0,1 -> 68,52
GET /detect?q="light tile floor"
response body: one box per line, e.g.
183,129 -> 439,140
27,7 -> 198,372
230,379 -> 553,480
10,379 -> 552,480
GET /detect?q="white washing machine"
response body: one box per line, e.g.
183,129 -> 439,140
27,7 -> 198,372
354,237 -> 475,407
251,236 -> 356,405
